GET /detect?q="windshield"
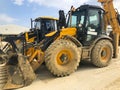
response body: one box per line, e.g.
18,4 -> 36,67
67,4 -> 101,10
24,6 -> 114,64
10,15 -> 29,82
68,10 -> 86,27
41,19 -> 57,33
34,19 -> 57,34
34,20 -> 41,29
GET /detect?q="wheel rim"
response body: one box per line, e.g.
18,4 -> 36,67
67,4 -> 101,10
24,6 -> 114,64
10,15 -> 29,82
101,46 -> 110,61
57,49 -> 72,65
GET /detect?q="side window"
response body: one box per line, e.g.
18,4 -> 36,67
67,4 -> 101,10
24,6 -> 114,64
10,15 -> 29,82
80,16 -> 85,24
34,21 -> 41,29
71,15 -> 77,27
54,20 -> 57,30
46,22 -> 51,31
87,10 -> 99,31
68,10 -> 86,28
68,15 -> 77,27
45,20 -> 55,32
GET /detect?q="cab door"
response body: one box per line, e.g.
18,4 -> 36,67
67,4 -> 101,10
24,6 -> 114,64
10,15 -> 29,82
84,9 -> 101,45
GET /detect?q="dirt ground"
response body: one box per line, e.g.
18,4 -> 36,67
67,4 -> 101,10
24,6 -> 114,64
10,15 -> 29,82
17,52 -> 120,90
104,77 -> 120,90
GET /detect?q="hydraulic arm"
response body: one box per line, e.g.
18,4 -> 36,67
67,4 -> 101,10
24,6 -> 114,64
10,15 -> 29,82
98,0 -> 120,57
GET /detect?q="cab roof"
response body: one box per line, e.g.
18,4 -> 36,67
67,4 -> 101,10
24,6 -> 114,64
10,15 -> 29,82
35,16 -> 58,20
77,4 -> 104,11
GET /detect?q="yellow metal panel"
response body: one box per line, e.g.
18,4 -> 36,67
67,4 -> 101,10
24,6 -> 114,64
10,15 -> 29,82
45,31 -> 57,37
59,28 -> 77,39
45,28 -> 76,39
36,16 -> 58,20
28,37 -> 35,43
25,32 -> 29,42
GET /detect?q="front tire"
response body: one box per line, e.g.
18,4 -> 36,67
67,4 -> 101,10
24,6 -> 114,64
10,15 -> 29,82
91,40 -> 113,67
0,54 -> 8,89
45,39 -> 81,76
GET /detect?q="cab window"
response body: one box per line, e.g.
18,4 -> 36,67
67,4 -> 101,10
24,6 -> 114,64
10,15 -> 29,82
87,9 -> 100,31
68,10 -> 85,27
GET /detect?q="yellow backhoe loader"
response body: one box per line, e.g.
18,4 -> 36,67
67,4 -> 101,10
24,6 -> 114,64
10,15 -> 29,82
0,0 -> 120,89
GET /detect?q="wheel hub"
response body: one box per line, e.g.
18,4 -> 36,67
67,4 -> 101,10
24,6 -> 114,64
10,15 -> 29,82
57,50 -> 72,65
101,47 -> 110,61
60,54 -> 69,64
101,50 -> 107,58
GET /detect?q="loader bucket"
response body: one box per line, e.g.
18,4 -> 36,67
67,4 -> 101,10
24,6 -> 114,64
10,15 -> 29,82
3,54 -> 36,90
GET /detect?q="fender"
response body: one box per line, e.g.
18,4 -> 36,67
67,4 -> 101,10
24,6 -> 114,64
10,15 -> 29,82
81,35 -> 113,60
91,35 -> 113,48
63,35 -> 82,47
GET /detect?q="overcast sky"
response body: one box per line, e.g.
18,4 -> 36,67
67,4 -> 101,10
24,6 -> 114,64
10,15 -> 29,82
0,0 -> 120,27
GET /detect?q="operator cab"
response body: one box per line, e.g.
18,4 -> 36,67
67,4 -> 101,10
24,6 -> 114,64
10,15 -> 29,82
34,17 -> 58,34
67,5 -> 105,46
31,17 -> 58,42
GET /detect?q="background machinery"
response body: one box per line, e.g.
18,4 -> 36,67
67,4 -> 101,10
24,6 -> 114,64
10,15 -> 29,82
0,0 -> 119,89
24,16 -> 58,43
0,16 -> 59,89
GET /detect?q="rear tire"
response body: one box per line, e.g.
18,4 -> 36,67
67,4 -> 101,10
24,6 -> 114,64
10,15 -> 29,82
91,40 -> 113,67
45,39 -> 81,76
